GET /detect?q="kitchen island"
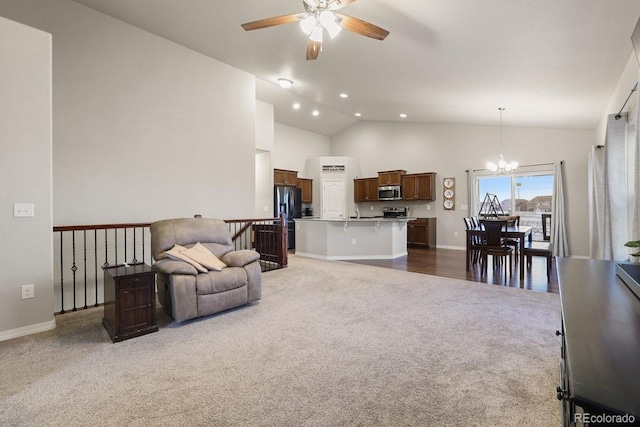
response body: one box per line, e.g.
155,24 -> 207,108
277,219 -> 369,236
295,217 -> 412,260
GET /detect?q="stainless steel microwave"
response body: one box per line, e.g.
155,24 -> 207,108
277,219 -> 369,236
378,185 -> 402,201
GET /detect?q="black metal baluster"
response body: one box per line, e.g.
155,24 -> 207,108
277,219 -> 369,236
71,231 -> 77,311
132,227 -> 138,264
142,227 -> 146,265
103,229 -> 109,268
83,230 -> 87,309
94,229 -> 99,307
115,228 -> 118,265
60,231 -> 65,314
124,228 -> 127,264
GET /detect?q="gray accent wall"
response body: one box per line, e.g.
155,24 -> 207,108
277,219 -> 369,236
0,0 -> 256,224
0,16 -> 54,337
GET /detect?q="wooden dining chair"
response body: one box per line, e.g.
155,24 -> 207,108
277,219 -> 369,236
479,220 -> 513,277
464,217 -> 482,264
504,215 -> 520,256
524,241 -> 553,281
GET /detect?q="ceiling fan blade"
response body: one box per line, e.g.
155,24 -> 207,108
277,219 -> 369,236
336,14 -> 389,40
329,0 -> 356,11
306,39 -> 321,60
241,13 -> 305,31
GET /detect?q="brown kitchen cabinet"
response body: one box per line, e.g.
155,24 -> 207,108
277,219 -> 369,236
354,177 -> 379,202
274,169 -> 298,186
407,218 -> 436,248
102,263 -> 158,343
297,178 -> 312,203
378,170 -> 406,186
403,173 -> 436,201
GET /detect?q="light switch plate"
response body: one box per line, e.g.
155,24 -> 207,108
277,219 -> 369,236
14,203 -> 34,217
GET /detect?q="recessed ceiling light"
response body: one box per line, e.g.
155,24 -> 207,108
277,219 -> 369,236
312,110 -> 320,117
278,78 -> 293,89
340,93 -> 349,99
400,113 -> 407,118
293,102 -> 301,110
355,113 -> 362,117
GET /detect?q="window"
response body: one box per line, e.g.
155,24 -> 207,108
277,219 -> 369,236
473,165 -> 554,242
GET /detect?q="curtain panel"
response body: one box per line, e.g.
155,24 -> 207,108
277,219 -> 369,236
589,114 -> 629,261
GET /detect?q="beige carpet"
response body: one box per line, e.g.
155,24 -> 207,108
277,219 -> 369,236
0,255 -> 561,426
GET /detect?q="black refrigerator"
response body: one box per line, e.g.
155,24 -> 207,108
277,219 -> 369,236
274,186 -> 302,250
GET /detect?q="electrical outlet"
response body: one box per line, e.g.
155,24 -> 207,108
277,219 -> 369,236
263,206 -> 269,212
21,284 -> 34,299
454,232 -> 459,238
352,238 -> 357,245
427,205 -> 431,210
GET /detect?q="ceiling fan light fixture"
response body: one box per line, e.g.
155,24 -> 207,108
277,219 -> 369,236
310,25 -> 323,43
325,21 -> 342,39
300,15 -> 316,35
318,10 -> 341,39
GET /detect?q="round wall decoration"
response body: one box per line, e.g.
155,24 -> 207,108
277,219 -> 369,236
443,177 -> 455,210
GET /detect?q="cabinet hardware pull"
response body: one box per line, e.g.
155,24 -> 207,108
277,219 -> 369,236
556,386 -> 567,400
555,330 -> 563,336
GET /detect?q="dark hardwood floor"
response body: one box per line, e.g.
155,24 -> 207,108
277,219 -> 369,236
346,247 -> 559,294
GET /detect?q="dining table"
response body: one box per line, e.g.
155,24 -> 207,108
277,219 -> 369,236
465,224 -> 533,279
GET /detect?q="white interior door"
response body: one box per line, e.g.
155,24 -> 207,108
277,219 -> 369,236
323,180 -> 345,219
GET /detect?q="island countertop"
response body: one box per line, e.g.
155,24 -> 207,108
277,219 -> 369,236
296,217 -> 416,222
295,217 -> 411,260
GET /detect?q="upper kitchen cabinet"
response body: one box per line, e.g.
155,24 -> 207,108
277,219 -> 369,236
378,170 -> 406,186
403,173 -> 436,201
274,169 -> 298,186
354,178 -> 379,202
297,178 -> 313,203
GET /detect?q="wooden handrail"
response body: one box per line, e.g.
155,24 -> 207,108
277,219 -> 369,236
53,223 -> 151,232
53,217 -> 282,232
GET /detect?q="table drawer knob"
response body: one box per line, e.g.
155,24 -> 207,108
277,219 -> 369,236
556,386 -> 567,401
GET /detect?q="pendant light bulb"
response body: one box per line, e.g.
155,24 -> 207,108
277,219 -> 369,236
300,15 -> 316,35
310,25 -> 323,43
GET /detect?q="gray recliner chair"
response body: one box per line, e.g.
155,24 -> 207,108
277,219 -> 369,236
150,218 -> 261,322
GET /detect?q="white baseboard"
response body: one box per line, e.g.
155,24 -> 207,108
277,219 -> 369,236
0,319 -> 56,342
436,245 -> 466,251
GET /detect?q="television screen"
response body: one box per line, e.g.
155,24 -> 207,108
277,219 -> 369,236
632,17 -> 640,65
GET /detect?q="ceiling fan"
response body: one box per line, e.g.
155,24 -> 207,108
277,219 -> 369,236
241,0 -> 389,60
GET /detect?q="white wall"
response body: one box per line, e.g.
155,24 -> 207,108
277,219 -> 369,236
255,101 -> 274,218
0,0 -> 256,224
596,53 -> 640,143
0,16 -> 54,339
331,121 -> 594,255
273,123 -> 331,175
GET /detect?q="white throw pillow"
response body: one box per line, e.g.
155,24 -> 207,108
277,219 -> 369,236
181,242 -> 227,271
164,244 -> 207,273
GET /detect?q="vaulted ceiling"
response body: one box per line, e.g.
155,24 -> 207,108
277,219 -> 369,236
70,0 -> 640,136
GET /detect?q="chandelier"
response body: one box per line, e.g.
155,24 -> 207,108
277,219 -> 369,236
487,107 -> 518,174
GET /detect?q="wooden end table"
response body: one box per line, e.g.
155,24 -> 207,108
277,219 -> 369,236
102,263 -> 158,343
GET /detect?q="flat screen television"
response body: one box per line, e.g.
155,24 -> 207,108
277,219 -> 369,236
632,17 -> 640,65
